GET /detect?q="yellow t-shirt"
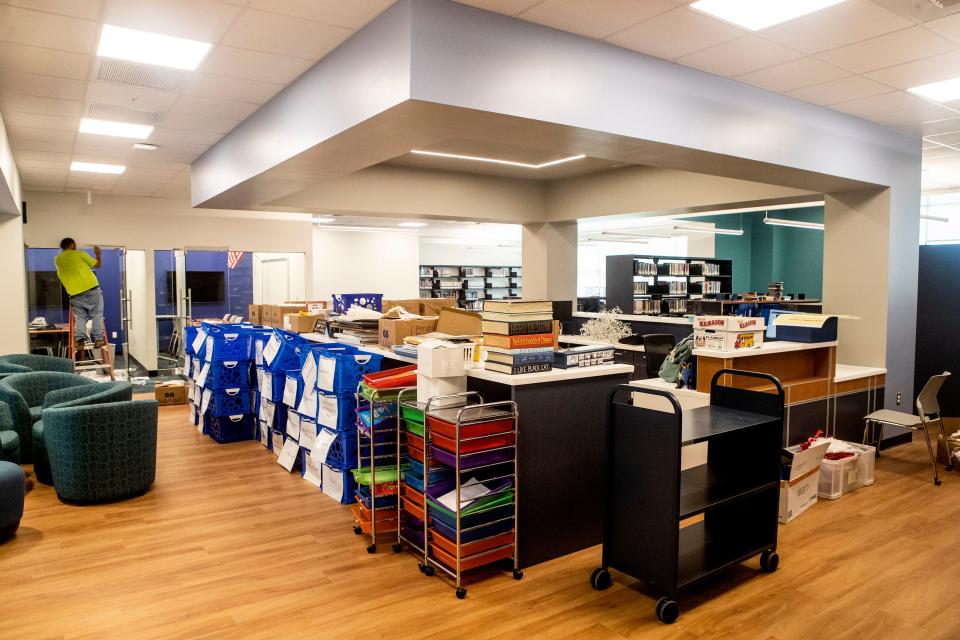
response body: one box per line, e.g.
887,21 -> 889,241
54,249 -> 99,296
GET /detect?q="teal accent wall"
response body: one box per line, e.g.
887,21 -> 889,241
688,206 -> 824,298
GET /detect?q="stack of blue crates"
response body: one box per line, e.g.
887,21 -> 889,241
255,329 -> 309,464
199,324 -> 254,444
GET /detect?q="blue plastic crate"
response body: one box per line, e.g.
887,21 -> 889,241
205,359 -> 252,389
316,348 -> 383,393
207,388 -> 252,416
321,463 -> 357,504
321,428 -> 358,471
204,330 -> 252,362
281,369 -> 303,408
262,329 -> 308,372
316,391 -> 357,431
331,293 -> 382,314
257,398 -> 287,433
184,325 -> 202,357
205,413 -> 255,443
256,366 -> 287,404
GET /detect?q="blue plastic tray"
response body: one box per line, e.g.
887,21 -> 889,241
207,388 -> 252,416
206,359 -> 252,389
205,413 -> 255,443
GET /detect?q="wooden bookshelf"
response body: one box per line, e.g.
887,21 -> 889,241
605,255 -> 733,317
419,265 -> 522,310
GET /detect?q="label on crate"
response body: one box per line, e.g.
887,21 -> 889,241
277,438 -> 299,472
317,395 -> 339,428
262,334 -> 281,366
297,388 -> 317,419
283,376 -> 298,407
322,463 -> 343,501
200,389 -> 211,416
313,429 -> 337,466
316,357 -> 336,392
287,409 -> 300,438
302,453 -> 321,487
260,373 -> 272,401
286,414 -> 301,440
259,399 -> 275,425
301,354 -> 317,388
191,329 -> 207,354
196,362 -> 210,388
259,420 -> 269,446
299,419 -> 318,450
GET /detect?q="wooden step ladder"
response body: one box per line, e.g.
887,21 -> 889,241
68,307 -> 115,381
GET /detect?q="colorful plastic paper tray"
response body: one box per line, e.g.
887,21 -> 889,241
362,364 -> 417,389
350,464 -> 407,486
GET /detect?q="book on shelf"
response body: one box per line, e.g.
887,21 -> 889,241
480,319 -> 553,336
482,299 -> 552,314
483,345 -> 554,356
483,332 -> 554,350
553,345 -> 615,369
485,350 -> 555,366
484,361 -> 552,375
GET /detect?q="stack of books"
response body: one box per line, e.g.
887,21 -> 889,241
481,300 -> 554,375
328,318 -> 378,345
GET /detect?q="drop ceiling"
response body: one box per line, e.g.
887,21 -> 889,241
5,0 -> 960,198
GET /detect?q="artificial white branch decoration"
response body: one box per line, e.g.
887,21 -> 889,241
580,307 -> 633,342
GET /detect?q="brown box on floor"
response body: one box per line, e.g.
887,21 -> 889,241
155,382 -> 188,406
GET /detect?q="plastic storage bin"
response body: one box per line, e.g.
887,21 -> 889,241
316,391 -> 357,431
317,349 -> 383,393
205,413 -> 255,443
332,293 -> 383,314
262,330 -> 307,372
818,443 -> 876,499
205,360 -> 251,389
204,331 -> 251,362
206,388 -> 252,416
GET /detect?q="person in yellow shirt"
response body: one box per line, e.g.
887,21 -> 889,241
54,238 -> 105,355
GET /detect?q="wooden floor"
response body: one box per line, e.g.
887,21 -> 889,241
2,403 -> 959,640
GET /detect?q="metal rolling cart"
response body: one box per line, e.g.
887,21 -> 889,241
418,397 -> 523,599
591,369 -> 784,624
351,380 -> 413,554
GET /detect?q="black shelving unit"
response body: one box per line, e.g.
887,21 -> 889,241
605,254 -> 733,317
591,369 -> 784,624
419,265 -> 522,311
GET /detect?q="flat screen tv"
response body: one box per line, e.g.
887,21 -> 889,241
185,271 -> 225,304
31,270 -> 67,308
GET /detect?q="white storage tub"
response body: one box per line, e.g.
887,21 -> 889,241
818,441 -> 875,499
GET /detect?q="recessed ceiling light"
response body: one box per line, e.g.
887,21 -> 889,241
908,77 -> 960,104
763,214 -> 824,230
690,0 -> 846,31
399,222 -> 428,228
674,223 -> 745,236
312,217 -> 334,224
80,118 -> 153,140
97,24 -> 212,71
132,143 -> 158,151
410,149 -> 586,169
71,161 -> 126,175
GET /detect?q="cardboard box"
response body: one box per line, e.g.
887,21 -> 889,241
694,329 -> 764,352
694,315 -> 765,332
779,441 -> 829,523
379,317 -> 438,348
772,313 -> 839,343
936,433 -> 960,466
416,373 -> 467,407
302,300 -> 329,314
436,307 -> 482,338
155,382 -> 188,406
262,303 -> 306,328
421,297 -> 457,316
382,298 -> 424,314
417,338 -> 466,377
248,304 -> 262,325
283,313 -> 324,334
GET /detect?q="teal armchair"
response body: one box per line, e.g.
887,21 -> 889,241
32,382 -> 133,485
0,403 -> 19,464
0,373 -> 96,463
44,399 -> 158,503
0,354 -> 74,374
0,362 -> 31,382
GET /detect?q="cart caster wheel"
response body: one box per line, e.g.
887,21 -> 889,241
512,569 -> 524,580
655,597 -> 679,624
392,543 -> 403,553
418,563 -> 426,574
946,464 -> 953,472
760,550 -> 779,573
353,526 -> 362,535
590,567 -> 612,591
456,587 -> 467,600
935,478 -> 942,486
366,544 -> 377,554
423,565 -> 435,577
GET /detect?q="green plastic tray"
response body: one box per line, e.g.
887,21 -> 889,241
428,488 -> 515,517
401,404 -> 424,423
403,419 -> 425,437
351,464 -> 408,486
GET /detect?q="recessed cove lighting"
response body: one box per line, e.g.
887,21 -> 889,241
674,223 -> 744,236
398,222 -> 427,228
908,77 -> 960,104
312,217 -> 334,224
80,118 -> 153,140
410,149 -> 586,169
763,214 -> 824,230
690,0 -> 846,31
71,161 -> 126,175
97,24 -> 212,71
133,143 -> 158,151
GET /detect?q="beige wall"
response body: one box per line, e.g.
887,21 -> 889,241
522,222 -> 577,305
0,214 -> 27,354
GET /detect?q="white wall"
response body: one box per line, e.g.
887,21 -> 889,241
0,214 -> 27,353
419,242 -> 520,266
313,227 -> 419,300
0,108 -> 22,216
253,252 -> 307,304
125,249 -> 150,368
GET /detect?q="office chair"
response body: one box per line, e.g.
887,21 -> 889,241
641,334 -> 676,379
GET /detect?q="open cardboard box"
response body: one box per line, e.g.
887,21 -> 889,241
779,440 -> 829,523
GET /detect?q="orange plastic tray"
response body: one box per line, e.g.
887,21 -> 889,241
431,430 -> 516,454
431,529 -> 514,559
430,540 -> 514,572
352,501 -> 400,525
427,415 -> 515,440
402,496 -> 426,522
403,484 -> 425,508
407,432 -> 426,450
353,517 -> 398,536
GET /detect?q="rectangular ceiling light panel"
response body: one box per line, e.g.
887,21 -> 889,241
71,161 -> 126,174
98,24 -> 212,71
909,77 -> 960,103
79,118 -> 154,140
690,0 -> 846,31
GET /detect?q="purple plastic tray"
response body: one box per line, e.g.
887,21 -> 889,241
425,476 -> 513,502
430,445 -> 515,471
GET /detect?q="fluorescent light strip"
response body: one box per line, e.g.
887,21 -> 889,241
97,24 -> 212,71
410,149 -> 586,169
674,223 -> 744,236
398,222 -> 427,228
909,77 -> 960,104
763,215 -> 824,230
690,0 -> 846,31
921,214 -> 950,223
71,161 -> 126,175
80,118 -> 153,140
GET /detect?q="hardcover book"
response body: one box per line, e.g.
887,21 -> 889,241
483,361 -> 553,375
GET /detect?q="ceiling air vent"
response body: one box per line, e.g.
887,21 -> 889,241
95,58 -> 185,92
85,103 -> 159,125
930,0 -> 960,7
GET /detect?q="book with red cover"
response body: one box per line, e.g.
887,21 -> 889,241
483,332 -> 554,350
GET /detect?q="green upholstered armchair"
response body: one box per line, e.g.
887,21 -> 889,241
0,460 -> 24,539
0,403 -> 20,464
0,362 -> 31,381
32,382 -> 133,485
0,354 -> 74,374
0,373 -> 96,463
43,399 -> 158,503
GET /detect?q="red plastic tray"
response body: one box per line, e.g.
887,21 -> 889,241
362,364 -> 417,389
431,430 -> 516,454
427,415 -> 514,440
430,539 -> 514,572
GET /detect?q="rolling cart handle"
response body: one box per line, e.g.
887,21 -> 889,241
608,384 -> 682,417
709,369 -> 785,401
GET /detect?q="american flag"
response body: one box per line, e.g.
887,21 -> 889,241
227,251 -> 244,269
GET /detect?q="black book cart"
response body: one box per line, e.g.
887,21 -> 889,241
591,369 -> 785,624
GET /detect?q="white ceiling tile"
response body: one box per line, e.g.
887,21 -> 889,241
84,82 -> 179,113
103,0 -> 241,43
734,57 -> 851,93
170,95 -> 258,121
787,75 -> 895,106
157,112 -> 240,134
150,128 -> 223,146
927,12 -> 960,44
453,0 -> 543,16
179,72 -> 285,104
198,46 -> 314,85
0,4 -> 98,54
830,91 -> 933,117
13,149 -> 73,163
759,0 -> 912,55
222,9 -> 352,60
0,93 -> 83,117
920,116 -> 960,136
0,0 -> 101,20
0,69 -> 86,100
517,0 -> 675,40
17,158 -> 71,171
871,104 -> 960,128
676,35 -> 802,78
605,7 -> 745,60
4,111 -> 79,131
924,130 -> 960,146
249,0 -> 394,29
816,26 -> 957,74
110,185 -> 163,197
7,138 -> 73,153
7,125 -> 76,143
866,50 -> 960,90
0,42 -> 91,80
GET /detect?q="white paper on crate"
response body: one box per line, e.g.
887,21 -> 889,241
313,429 -> 337,466
282,376 -> 298,407
277,439 -> 299,471
322,464 -> 343,501
317,394 -> 338,428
